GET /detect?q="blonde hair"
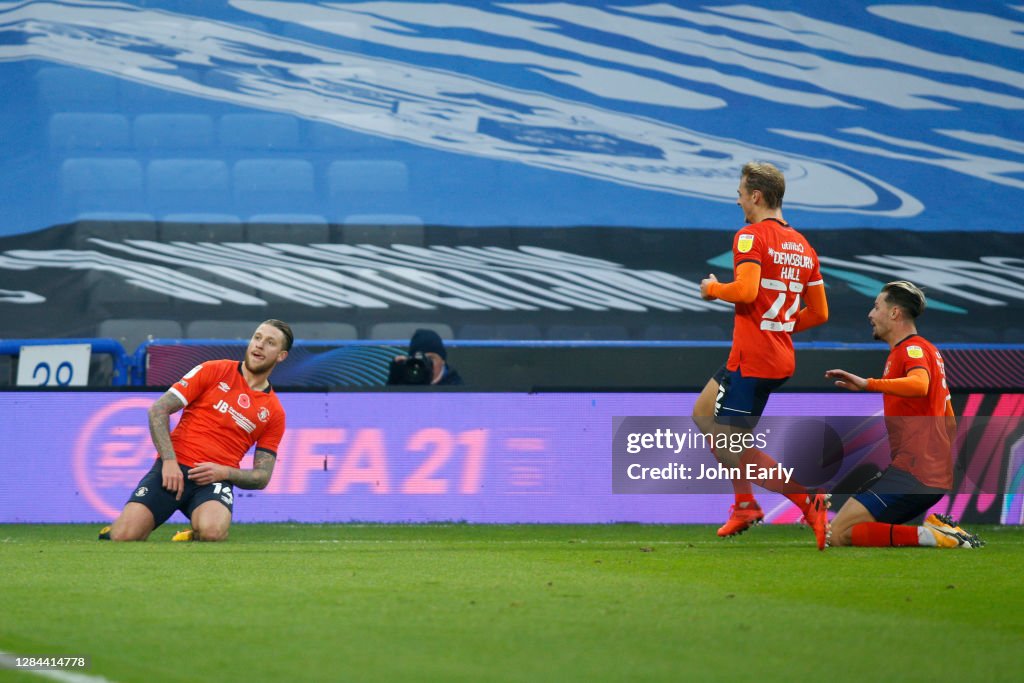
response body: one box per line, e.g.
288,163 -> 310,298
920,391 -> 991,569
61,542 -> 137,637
742,161 -> 786,209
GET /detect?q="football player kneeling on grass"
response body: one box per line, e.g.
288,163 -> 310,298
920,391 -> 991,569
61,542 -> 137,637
99,319 -> 292,542
825,282 -> 982,549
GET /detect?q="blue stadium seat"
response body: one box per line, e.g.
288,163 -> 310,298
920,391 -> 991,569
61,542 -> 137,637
456,324 -> 543,340
818,323 -> 870,344
295,322 -> 359,340
48,113 -> 132,152
35,66 -> 118,111
369,322 -> 455,342
547,324 -> 630,341
677,324 -> 726,341
328,161 -> 410,215
219,113 -> 300,150
60,158 -> 145,214
639,324 -> 689,341
343,214 -> 423,226
932,328 -> 1000,344
1003,327 -> 1024,344
147,159 -> 232,215
134,113 -> 215,151
97,319 -> 184,354
329,160 -> 408,194
233,159 -> 316,214
74,212 -> 157,223
185,319 -> 259,340
969,328 -> 1001,343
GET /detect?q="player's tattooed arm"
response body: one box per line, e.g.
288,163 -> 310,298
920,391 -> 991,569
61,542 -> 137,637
228,449 -> 277,490
148,391 -> 185,462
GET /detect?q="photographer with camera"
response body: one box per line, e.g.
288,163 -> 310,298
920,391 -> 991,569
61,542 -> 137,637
387,328 -> 463,386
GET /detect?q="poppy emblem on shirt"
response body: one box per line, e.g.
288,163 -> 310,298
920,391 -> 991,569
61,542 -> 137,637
237,394 -> 251,409
737,234 -> 754,253
257,407 -> 270,423
907,346 -> 924,359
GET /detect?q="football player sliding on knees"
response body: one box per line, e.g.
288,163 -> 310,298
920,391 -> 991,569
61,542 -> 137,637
825,282 -> 982,549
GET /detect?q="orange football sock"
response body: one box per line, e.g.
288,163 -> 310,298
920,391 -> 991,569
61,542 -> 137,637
710,445 -> 756,504
732,482 -> 755,503
851,522 -> 920,547
738,448 -> 808,508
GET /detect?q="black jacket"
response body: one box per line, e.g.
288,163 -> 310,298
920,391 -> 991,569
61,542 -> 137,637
435,366 -> 464,386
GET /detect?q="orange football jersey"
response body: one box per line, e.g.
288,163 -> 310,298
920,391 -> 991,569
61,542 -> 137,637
167,359 -> 286,469
726,218 -> 823,379
882,335 -> 954,490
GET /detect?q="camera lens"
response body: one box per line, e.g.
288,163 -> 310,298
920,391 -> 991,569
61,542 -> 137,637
403,355 -> 433,385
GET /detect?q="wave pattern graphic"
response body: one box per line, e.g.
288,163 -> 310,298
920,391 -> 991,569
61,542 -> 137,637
285,345 -> 401,387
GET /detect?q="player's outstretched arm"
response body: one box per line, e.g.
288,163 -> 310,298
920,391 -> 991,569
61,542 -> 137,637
793,283 -> 829,332
826,367 -> 930,396
866,368 -> 929,397
825,368 -> 868,391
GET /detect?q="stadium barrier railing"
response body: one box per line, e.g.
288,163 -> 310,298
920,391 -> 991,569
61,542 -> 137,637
0,338 -> 133,387
1,338 -> 1021,390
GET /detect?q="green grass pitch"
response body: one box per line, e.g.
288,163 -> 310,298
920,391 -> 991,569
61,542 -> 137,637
1,523 -> 1021,683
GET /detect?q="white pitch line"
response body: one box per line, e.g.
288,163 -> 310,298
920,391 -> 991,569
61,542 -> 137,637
251,537 -> 816,546
0,651 -> 117,683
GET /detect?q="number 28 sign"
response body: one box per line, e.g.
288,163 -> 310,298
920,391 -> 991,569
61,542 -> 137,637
17,343 -> 92,387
